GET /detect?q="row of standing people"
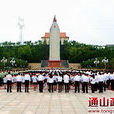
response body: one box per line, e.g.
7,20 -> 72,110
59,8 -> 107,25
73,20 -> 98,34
2,71 -> 114,93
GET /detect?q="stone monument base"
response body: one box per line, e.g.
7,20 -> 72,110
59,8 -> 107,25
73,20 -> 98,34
41,60 -> 69,68
48,60 -> 62,67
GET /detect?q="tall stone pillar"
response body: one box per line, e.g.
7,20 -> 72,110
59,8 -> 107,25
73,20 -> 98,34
41,16 -> 69,68
49,16 -> 60,60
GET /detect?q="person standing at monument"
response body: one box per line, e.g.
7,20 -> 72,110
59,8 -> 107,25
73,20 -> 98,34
3,76 -> 7,89
81,73 -> 90,93
57,74 -> 63,93
6,72 -> 12,93
53,72 -> 58,91
37,73 -> 44,93
24,73 -> 30,93
90,75 -> 96,93
106,72 -> 110,88
22,73 -> 25,88
110,72 -> 114,90
73,73 -> 81,93
48,73 -> 54,93
63,73 -> 70,93
16,73 -> 22,92
97,72 -> 104,93
12,74 -> 16,89
32,74 -> 38,91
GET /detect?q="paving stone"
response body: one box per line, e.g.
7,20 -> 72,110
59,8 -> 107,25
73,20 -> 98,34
0,89 -> 113,114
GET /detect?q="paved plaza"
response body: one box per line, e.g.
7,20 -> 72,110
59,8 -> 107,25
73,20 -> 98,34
0,89 -> 113,114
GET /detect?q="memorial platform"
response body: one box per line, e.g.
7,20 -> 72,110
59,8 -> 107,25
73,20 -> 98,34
41,60 -> 69,68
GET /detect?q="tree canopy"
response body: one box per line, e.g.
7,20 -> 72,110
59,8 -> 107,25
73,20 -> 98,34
0,40 -> 113,69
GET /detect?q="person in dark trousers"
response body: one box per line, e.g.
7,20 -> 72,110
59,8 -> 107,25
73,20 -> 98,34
98,73 -> 104,93
63,73 -> 70,93
24,73 -> 30,93
37,74 -> 44,93
57,74 -> 63,93
110,72 -> 114,90
73,73 -> 81,93
6,72 -> 12,93
48,73 -> 54,93
90,75 -> 96,93
81,74 -> 89,93
16,73 -> 22,92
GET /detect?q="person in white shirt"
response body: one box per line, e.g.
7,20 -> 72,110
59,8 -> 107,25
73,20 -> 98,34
37,74 -> 44,93
81,74 -> 90,93
110,72 -> 114,90
6,72 -> 12,93
74,73 -> 81,93
3,76 -> 7,89
16,73 -> 22,92
45,74 -> 50,92
24,73 -> 30,93
102,73 -> 107,91
90,75 -> 96,93
63,73 -> 70,93
48,73 -> 54,93
53,73 -> 58,91
12,75 -> 16,89
22,74 -> 25,88
32,74 -> 38,91
57,74 -> 63,93
94,73 -> 99,91
106,72 -> 110,88
97,73 -> 104,93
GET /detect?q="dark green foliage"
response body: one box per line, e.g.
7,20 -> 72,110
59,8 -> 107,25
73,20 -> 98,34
0,40 -> 113,69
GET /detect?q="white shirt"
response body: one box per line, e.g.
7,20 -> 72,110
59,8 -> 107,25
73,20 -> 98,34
3,77 -> 7,83
32,76 -> 37,83
48,77 -> 54,83
90,77 -> 96,84
6,74 -> 12,81
103,73 -> 109,81
47,76 -> 49,83
74,75 -> 81,81
110,74 -> 114,80
95,75 -> 99,83
37,75 -> 44,81
70,76 -> 74,82
81,75 -> 90,82
22,76 -> 25,83
12,76 -> 16,82
98,75 -> 104,82
16,75 -> 22,82
58,76 -> 62,82
63,75 -> 70,83
53,75 -> 58,82
24,74 -> 30,81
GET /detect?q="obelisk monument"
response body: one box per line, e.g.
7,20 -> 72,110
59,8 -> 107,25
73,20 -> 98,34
49,16 -> 60,60
41,16 -> 69,68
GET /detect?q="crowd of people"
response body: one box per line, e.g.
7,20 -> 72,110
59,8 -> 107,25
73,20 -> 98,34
0,69 -> 114,93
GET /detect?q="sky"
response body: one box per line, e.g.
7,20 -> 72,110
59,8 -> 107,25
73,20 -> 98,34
0,0 -> 114,45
